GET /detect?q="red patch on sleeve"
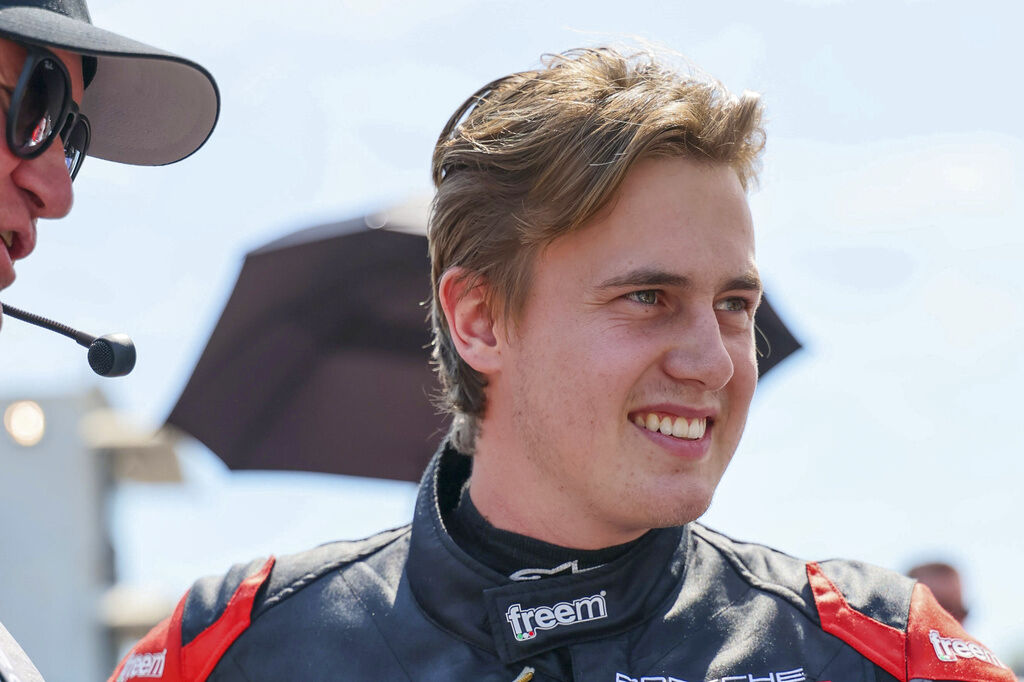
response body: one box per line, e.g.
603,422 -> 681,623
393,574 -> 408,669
806,561 -> 907,680
904,582 -> 1015,682
108,594 -> 185,681
808,562 -> 1015,682
108,557 -> 275,682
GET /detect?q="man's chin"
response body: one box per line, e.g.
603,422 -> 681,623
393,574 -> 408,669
629,490 -> 716,531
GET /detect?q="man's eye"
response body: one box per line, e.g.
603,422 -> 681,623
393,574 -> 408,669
626,290 -> 659,305
714,297 -> 750,313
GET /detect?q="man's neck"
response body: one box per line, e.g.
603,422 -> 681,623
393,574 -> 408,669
468,437 -> 649,550
448,482 -> 645,579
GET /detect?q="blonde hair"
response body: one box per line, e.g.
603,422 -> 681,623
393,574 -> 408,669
428,46 -> 765,452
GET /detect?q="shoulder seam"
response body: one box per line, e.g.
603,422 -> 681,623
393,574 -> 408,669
260,526 -> 410,613
691,524 -> 819,624
337,566 -> 415,681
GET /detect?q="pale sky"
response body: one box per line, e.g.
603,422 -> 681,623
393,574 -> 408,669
2,0 -> 1021,663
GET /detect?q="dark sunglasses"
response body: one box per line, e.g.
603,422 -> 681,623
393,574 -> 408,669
5,45 -> 91,181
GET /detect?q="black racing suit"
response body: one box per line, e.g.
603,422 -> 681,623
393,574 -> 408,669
111,445 -> 1014,682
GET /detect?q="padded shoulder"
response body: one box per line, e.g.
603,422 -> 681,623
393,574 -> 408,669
691,523 -> 819,620
809,561 -> 1015,681
692,524 -> 917,628
183,524 -> 409,637
109,556 -> 274,682
254,524 -> 410,618
691,524 -> 1013,681
816,558 -> 915,631
109,525 -> 410,682
182,557 -> 272,646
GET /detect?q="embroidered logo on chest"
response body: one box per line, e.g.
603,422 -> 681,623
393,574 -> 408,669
505,590 -> 608,641
614,666 -> 811,682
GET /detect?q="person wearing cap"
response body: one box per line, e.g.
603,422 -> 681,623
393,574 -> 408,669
112,47 -> 1011,682
0,1 -> 217,679
0,0 -> 218,329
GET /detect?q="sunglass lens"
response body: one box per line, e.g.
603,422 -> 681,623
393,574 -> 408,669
62,115 -> 90,181
13,58 -> 65,155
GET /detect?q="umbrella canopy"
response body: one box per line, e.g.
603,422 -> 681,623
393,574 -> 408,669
168,202 -> 800,482
168,212 -> 443,481
753,295 -> 800,378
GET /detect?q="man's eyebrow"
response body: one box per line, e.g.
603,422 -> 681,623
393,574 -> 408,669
595,268 -> 763,293
724,272 -> 763,293
595,268 -> 690,290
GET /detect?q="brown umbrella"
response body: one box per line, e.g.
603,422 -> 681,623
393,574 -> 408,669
167,201 -> 799,481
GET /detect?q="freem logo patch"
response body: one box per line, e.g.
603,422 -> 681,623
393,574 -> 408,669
928,630 -> 1009,669
506,590 -> 608,641
117,649 -> 166,681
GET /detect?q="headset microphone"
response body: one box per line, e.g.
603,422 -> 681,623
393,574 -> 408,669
1,303 -> 136,377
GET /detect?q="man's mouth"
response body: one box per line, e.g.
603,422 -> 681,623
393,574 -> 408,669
1,228 -> 33,263
1,230 -> 25,290
631,412 -> 708,440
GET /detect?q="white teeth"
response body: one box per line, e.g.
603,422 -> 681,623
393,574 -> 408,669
0,231 -> 12,249
633,412 -> 707,440
658,416 -> 673,435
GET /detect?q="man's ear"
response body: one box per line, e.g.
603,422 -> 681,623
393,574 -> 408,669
438,267 -> 501,375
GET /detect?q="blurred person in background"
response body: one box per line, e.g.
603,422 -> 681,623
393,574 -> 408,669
909,562 -> 969,624
0,0 -> 217,679
113,46 -> 1012,682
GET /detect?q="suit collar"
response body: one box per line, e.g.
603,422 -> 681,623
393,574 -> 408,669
406,443 -> 689,664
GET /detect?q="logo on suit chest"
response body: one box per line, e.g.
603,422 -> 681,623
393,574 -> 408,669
505,590 -> 608,641
615,666 -> 811,682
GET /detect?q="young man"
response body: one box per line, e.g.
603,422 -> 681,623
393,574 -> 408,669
0,0 -> 218,678
113,48 -> 1011,682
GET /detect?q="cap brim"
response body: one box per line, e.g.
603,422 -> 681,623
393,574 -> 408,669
0,6 -> 219,165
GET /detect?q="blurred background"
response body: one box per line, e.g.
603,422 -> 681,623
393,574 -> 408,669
1,0 -> 1022,679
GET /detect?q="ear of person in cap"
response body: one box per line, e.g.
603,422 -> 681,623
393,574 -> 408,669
0,0 -> 219,165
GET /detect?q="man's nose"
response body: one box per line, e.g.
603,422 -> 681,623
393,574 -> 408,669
8,141 -> 74,219
661,308 -> 735,391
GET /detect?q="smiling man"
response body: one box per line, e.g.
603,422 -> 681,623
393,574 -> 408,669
113,48 -> 1010,682
448,155 -> 761,551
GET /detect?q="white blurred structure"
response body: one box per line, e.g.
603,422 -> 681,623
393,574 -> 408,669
0,389 -> 179,682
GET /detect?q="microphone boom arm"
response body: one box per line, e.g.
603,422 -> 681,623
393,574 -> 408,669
1,301 -> 136,377
2,303 -> 95,347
